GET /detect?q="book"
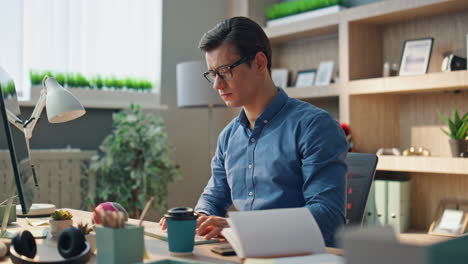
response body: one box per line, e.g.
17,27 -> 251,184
143,223 -> 220,245
244,253 -> 344,264
221,208 -> 325,259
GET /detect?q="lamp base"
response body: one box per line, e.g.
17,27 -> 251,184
16,203 -> 56,217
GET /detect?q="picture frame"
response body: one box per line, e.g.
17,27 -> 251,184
399,38 -> 434,76
271,68 -> 289,88
294,69 -> 316,88
315,61 -> 334,86
428,199 -> 468,237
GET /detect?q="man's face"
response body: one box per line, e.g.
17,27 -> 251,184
205,43 -> 259,108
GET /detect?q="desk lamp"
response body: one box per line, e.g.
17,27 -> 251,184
5,76 -> 86,216
176,61 -> 224,158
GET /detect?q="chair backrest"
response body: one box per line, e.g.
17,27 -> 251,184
344,152 -> 378,226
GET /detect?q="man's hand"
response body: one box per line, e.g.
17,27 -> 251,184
196,215 -> 228,240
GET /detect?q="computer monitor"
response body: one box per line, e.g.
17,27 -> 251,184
0,67 -> 36,215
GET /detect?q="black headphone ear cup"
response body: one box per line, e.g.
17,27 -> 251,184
12,230 -> 37,259
58,227 -> 86,258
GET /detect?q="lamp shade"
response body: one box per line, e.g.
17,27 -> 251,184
176,61 -> 224,108
45,77 -> 86,123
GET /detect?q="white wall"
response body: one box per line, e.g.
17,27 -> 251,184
153,0 -> 238,218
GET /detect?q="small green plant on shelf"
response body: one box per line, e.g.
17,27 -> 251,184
266,0 -> 342,21
51,209 -> 73,220
438,109 -> 468,140
29,70 -> 154,92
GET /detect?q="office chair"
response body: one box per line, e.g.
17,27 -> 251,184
344,152 -> 378,226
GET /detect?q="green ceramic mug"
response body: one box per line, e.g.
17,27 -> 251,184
165,207 -> 198,256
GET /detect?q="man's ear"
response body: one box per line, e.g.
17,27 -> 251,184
253,52 -> 268,73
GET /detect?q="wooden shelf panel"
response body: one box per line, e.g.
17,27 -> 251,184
344,0 -> 468,24
264,13 -> 339,44
347,71 -> 468,95
398,230 -> 451,246
21,86 -> 167,110
377,155 -> 468,175
263,0 -> 468,44
284,84 -> 341,99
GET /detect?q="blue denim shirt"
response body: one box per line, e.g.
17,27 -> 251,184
195,88 -> 348,246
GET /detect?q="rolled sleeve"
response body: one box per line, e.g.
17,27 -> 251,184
300,113 -> 348,247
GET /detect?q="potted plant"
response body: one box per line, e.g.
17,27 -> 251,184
49,210 -> 73,237
89,104 -> 181,218
438,109 -> 468,157
77,222 -> 96,253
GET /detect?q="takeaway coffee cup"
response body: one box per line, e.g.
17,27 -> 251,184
165,207 -> 198,256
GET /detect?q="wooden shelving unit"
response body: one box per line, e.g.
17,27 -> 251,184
264,13 -> 339,44
377,156 -> 468,175
236,0 -> 468,234
283,83 -> 341,99
20,86 -> 167,110
348,71 -> 468,95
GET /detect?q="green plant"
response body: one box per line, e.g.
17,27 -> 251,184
438,109 -> 468,140
51,209 -> 73,220
89,104 -> 181,218
77,222 -> 93,235
266,0 -> 341,20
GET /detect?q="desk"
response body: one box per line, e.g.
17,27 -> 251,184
0,209 -> 342,263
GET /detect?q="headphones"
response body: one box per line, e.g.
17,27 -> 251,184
10,227 -> 91,264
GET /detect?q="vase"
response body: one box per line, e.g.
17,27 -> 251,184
49,219 -> 73,237
96,224 -> 144,264
449,139 -> 468,157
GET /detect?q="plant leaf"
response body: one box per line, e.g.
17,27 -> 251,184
440,128 -> 453,139
453,109 -> 461,129
455,120 -> 468,139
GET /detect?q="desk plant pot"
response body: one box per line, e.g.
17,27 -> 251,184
49,210 -> 73,237
49,219 -> 73,237
96,224 -> 144,264
449,139 -> 468,157
0,204 -> 16,224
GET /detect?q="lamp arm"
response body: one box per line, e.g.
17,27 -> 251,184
6,108 -> 24,133
24,84 -> 47,141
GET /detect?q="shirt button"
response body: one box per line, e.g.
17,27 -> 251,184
264,120 -> 268,124
250,138 -> 256,143
248,192 -> 253,196
248,164 -> 252,169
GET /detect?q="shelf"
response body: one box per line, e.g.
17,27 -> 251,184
284,83 -> 341,99
348,71 -> 468,95
398,230 -> 451,246
376,155 -> 468,175
20,86 -> 167,110
344,0 -> 468,24
264,13 -> 339,44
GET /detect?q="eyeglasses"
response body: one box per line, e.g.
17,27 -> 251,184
203,55 -> 255,84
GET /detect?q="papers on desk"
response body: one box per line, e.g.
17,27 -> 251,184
245,254 -> 344,264
221,208 -> 325,259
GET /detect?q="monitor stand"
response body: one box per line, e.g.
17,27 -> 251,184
16,203 -> 56,217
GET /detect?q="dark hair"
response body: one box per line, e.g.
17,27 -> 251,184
199,17 -> 272,74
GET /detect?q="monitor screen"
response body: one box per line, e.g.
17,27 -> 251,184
0,67 -> 35,214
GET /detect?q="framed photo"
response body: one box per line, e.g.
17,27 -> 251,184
271,68 -> 289,88
315,61 -> 334,86
399,38 -> 434,76
428,200 -> 468,237
294,69 -> 316,88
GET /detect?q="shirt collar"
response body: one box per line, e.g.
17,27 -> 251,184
238,87 -> 288,128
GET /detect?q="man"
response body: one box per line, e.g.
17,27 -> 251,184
161,16 -> 348,247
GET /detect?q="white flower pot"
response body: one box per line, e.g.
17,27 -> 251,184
86,232 -> 97,254
49,219 -> 73,237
